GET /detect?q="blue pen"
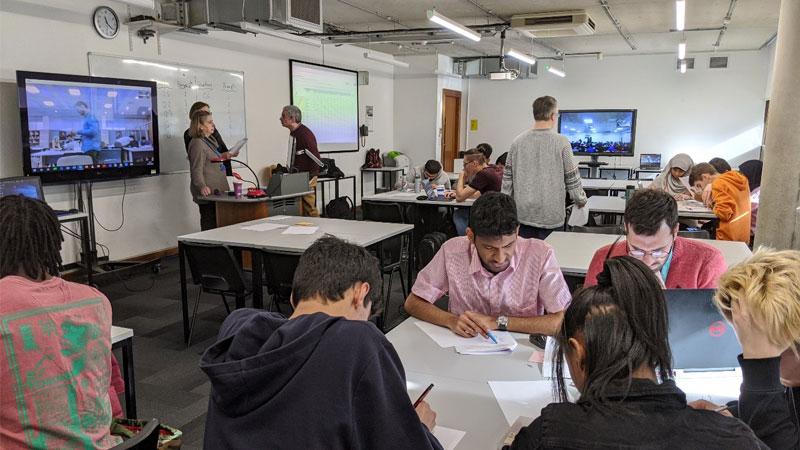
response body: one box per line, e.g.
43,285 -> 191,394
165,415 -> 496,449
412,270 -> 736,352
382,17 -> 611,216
486,331 -> 498,344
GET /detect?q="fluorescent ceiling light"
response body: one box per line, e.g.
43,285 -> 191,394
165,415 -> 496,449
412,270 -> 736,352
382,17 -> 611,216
26,86 -> 39,94
548,66 -> 566,77
678,41 -> 686,59
427,10 -> 481,42
190,85 -> 200,90
239,22 -> 322,48
363,51 -> 410,68
69,88 -> 81,96
43,100 -> 54,107
676,1 -> 686,31
506,49 -> 536,65
680,60 -> 687,73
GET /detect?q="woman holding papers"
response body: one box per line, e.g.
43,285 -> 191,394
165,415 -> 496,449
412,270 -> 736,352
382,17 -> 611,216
184,102 -> 238,176
509,256 -> 767,449
187,110 -> 229,231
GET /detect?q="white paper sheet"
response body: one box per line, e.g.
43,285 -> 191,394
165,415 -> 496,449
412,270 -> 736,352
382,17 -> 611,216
567,205 -> 589,226
241,222 -> 287,232
455,334 -> 517,355
267,215 -> 292,221
282,226 -> 319,235
540,337 -> 571,379
229,137 -> 248,154
674,369 -> 742,405
488,381 -> 561,426
414,321 -> 514,350
432,426 -> 466,450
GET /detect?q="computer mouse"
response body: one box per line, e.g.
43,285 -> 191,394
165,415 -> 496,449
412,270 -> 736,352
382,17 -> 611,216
416,195 -> 428,201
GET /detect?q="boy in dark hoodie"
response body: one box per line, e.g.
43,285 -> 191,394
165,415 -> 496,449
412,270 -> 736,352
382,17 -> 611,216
690,162 -> 751,243
200,237 -> 443,450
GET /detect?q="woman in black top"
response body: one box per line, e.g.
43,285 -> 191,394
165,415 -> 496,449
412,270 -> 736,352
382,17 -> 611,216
510,256 -> 768,449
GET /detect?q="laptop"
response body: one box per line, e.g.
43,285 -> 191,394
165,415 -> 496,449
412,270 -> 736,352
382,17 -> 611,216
640,153 -> 662,170
0,176 -> 44,201
665,289 -> 741,371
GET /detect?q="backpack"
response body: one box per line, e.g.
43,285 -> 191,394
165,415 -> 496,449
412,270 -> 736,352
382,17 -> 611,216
417,232 -> 447,270
320,158 -> 345,179
325,196 -> 354,219
363,148 -> 382,169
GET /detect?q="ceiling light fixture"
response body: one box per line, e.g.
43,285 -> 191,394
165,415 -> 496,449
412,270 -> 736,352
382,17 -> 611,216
547,66 -> 566,78
676,1 -> 686,31
238,22 -> 322,48
678,41 -> 686,59
427,10 -> 481,42
506,49 -> 536,65
363,51 -> 410,68
680,60 -> 687,73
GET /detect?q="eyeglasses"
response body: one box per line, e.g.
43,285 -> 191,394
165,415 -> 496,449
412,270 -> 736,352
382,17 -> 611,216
627,238 -> 675,259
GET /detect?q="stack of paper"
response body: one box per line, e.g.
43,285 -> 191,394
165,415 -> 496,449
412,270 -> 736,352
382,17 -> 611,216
415,321 -> 517,355
282,225 -> 319,235
241,222 -> 287,232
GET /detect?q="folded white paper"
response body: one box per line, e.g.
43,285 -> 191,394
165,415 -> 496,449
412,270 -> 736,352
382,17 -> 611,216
540,337 -> 571,379
432,426 -> 466,450
567,205 -> 589,226
241,222 -> 287,232
267,215 -> 292,221
488,380 -> 559,426
415,321 -> 515,351
282,226 -> 318,235
455,334 -> 517,355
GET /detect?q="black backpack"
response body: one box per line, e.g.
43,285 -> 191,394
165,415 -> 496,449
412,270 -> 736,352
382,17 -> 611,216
325,196 -> 354,219
320,158 -> 345,179
417,232 -> 447,270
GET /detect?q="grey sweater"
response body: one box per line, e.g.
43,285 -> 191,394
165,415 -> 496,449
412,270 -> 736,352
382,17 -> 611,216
502,128 -> 587,229
188,136 -> 230,204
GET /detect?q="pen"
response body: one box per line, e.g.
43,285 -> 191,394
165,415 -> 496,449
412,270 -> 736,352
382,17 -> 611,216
413,383 -> 434,407
486,330 -> 499,344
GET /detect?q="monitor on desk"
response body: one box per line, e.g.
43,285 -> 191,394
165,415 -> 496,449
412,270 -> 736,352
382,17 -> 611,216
640,153 -> 662,170
0,176 -> 44,201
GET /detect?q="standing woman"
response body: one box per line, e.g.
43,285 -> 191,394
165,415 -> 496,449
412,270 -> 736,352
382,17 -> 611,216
184,101 -> 236,176
188,110 -> 229,231
651,153 -> 694,201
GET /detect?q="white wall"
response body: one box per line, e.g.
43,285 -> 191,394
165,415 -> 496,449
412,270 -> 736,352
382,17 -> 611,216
0,0 -> 395,264
465,51 -> 771,169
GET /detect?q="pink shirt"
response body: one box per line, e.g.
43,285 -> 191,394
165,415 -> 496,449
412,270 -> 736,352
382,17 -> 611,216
0,276 -> 121,450
412,236 -> 571,317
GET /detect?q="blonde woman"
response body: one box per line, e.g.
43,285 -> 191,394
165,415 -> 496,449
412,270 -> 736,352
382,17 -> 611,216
188,110 -> 229,230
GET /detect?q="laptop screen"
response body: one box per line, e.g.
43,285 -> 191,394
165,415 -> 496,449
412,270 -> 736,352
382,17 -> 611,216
640,154 -> 661,169
0,176 -> 44,201
665,289 -> 741,370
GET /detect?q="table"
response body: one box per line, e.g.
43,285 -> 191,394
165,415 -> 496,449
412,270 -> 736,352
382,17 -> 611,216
111,325 -> 136,418
586,195 -> 716,220
361,167 -> 406,199
177,216 -> 414,343
582,178 -> 652,191
316,175 -> 356,218
58,212 -> 93,285
363,190 -> 475,208
205,191 -> 313,227
545,231 -> 753,276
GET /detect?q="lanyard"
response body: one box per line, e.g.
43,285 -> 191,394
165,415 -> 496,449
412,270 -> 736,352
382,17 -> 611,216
202,137 -> 225,172
660,250 -> 674,282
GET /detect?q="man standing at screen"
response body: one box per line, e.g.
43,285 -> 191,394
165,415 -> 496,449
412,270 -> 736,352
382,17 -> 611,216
502,95 -> 587,240
281,105 -> 321,217
73,101 -> 101,163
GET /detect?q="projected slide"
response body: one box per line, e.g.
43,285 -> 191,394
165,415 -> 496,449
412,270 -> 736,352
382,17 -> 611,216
290,60 -> 358,153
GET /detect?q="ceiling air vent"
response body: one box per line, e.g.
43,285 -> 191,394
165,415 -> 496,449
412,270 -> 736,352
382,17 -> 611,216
709,56 -> 729,69
510,11 -> 596,38
676,58 -> 695,70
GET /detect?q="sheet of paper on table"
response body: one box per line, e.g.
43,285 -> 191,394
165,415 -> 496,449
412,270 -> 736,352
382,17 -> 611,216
432,426 -> 466,450
415,321 -> 515,352
282,226 -> 319,235
241,222 -> 287,232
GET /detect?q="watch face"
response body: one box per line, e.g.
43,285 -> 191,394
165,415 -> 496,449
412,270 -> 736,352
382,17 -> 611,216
94,7 -> 119,39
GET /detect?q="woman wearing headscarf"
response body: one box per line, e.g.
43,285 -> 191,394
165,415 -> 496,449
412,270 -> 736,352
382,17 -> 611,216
738,159 -> 763,239
651,153 -> 694,201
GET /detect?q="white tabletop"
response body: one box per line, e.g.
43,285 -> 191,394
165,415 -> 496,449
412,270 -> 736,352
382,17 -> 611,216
582,179 -> 652,190
178,215 -> 413,252
361,167 -> 406,172
586,195 -> 716,220
112,325 -> 133,344
205,191 -> 313,203
545,231 -> 753,275
363,190 -> 475,207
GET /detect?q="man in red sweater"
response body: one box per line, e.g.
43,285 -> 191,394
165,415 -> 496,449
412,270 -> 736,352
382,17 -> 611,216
281,105 -> 321,217
585,190 -> 726,288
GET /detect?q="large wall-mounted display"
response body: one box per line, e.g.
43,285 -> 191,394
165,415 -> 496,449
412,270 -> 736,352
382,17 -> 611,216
558,109 -> 637,157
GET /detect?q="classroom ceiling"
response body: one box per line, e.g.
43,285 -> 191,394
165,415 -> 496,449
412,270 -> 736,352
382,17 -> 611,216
317,0 -> 780,58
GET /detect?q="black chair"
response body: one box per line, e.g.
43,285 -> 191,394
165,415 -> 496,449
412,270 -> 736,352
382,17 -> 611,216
678,230 -> 711,239
111,418 -> 160,450
571,225 -> 624,235
183,242 -> 251,346
260,251 -> 301,314
362,200 -> 408,329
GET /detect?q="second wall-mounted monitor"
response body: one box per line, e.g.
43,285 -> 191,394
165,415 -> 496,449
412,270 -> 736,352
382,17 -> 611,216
558,109 -> 637,157
289,60 -> 359,153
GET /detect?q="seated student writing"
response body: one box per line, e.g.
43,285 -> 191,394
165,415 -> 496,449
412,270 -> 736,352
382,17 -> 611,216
400,159 -> 452,190
447,148 -> 503,236
0,196 -> 122,449
510,256 -> 768,449
201,237 -> 442,450
690,249 -> 800,449
690,162 -> 751,243
585,189 -> 726,288
404,192 -> 570,337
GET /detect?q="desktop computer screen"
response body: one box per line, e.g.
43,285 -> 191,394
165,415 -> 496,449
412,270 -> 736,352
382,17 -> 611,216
0,176 -> 44,200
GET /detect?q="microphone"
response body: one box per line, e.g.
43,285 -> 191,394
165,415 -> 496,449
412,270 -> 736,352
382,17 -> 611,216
232,172 -> 257,188
211,156 -> 266,198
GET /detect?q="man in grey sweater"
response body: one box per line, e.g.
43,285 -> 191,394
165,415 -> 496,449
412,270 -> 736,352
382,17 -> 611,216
502,96 -> 587,240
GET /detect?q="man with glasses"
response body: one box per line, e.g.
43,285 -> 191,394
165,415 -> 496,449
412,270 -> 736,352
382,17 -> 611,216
584,190 -> 726,288
404,192 -> 570,337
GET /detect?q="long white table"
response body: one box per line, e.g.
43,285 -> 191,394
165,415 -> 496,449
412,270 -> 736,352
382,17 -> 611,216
582,178 -> 652,191
363,190 -> 475,207
545,231 -> 753,276
587,195 -> 716,220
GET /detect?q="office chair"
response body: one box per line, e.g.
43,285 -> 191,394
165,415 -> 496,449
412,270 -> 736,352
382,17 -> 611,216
111,418 -> 160,450
571,225 -> 625,235
260,250 -> 301,314
677,230 -> 711,239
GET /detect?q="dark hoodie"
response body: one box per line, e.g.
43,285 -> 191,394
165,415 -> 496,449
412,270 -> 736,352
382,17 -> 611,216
200,309 -> 443,450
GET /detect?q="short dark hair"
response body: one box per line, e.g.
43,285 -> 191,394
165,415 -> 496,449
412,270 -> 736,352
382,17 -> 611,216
0,195 -> 63,280
495,152 -> 508,166
476,143 -> 493,159
463,148 -> 486,165
554,256 -> 673,409
292,236 -> 381,308
424,160 -> 442,175
468,192 -> 519,237
533,95 -> 558,121
624,190 -> 678,236
189,101 -> 209,119
689,162 -> 718,185
709,157 -> 731,174
75,101 -> 89,109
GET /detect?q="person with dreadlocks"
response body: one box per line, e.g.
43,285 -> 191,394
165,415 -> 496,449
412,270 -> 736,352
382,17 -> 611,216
0,195 -> 123,449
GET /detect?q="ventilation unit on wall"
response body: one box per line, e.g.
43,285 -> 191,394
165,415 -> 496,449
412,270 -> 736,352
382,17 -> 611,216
709,56 -> 729,69
186,0 -> 323,33
510,11 -> 596,38
677,57 -> 695,70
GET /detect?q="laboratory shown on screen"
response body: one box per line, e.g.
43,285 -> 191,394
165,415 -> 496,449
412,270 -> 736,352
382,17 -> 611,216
18,71 -> 159,183
558,109 -> 637,156
290,60 -> 359,153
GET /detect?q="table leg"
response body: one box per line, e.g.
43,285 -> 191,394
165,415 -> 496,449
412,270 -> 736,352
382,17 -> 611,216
252,250 -> 264,309
360,172 -> 364,202
121,338 -> 137,418
406,229 -> 414,290
351,177 -> 357,219
80,216 -> 93,285
179,242 -> 189,344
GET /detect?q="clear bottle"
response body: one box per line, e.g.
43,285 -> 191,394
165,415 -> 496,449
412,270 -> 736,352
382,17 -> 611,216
414,175 -> 422,193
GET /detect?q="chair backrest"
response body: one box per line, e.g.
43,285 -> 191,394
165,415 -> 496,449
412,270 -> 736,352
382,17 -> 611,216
111,419 -> 160,450
578,167 -> 591,178
362,200 -> 404,223
261,251 -> 301,304
56,155 -> 93,166
183,242 -> 247,294
98,149 -> 123,163
571,225 -> 624,235
677,230 -> 711,239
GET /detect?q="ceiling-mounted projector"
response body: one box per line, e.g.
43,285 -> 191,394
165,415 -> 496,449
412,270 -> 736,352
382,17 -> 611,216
490,70 -> 518,80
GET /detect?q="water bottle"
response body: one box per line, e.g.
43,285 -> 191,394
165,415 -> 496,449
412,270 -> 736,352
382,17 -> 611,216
636,180 -> 643,190
625,185 -> 635,203
414,176 -> 421,193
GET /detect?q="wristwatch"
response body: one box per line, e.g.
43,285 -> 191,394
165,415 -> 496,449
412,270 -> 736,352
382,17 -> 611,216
496,315 -> 509,332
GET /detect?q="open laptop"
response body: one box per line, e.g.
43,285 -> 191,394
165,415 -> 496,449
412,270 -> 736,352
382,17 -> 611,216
665,289 -> 741,371
0,176 -> 44,201
640,153 -> 662,170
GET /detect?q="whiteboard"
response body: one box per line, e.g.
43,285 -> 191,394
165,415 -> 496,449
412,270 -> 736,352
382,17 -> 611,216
88,53 -> 247,173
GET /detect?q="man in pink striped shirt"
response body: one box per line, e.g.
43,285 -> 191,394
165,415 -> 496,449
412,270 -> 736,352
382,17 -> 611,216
404,192 -> 570,337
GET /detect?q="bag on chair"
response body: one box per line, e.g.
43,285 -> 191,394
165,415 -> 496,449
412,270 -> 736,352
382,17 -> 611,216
325,196 -> 354,219
417,232 -> 447,270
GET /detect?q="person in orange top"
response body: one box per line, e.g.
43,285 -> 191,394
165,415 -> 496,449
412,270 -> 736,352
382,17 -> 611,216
689,162 -> 751,243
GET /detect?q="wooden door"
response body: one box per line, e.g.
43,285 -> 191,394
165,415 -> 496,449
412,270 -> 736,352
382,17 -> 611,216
441,89 -> 461,172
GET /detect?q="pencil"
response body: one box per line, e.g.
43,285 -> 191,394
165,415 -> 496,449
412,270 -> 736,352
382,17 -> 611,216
413,383 -> 434,407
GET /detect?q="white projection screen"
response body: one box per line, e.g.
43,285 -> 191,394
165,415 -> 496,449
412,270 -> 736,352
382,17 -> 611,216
289,60 -> 359,153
